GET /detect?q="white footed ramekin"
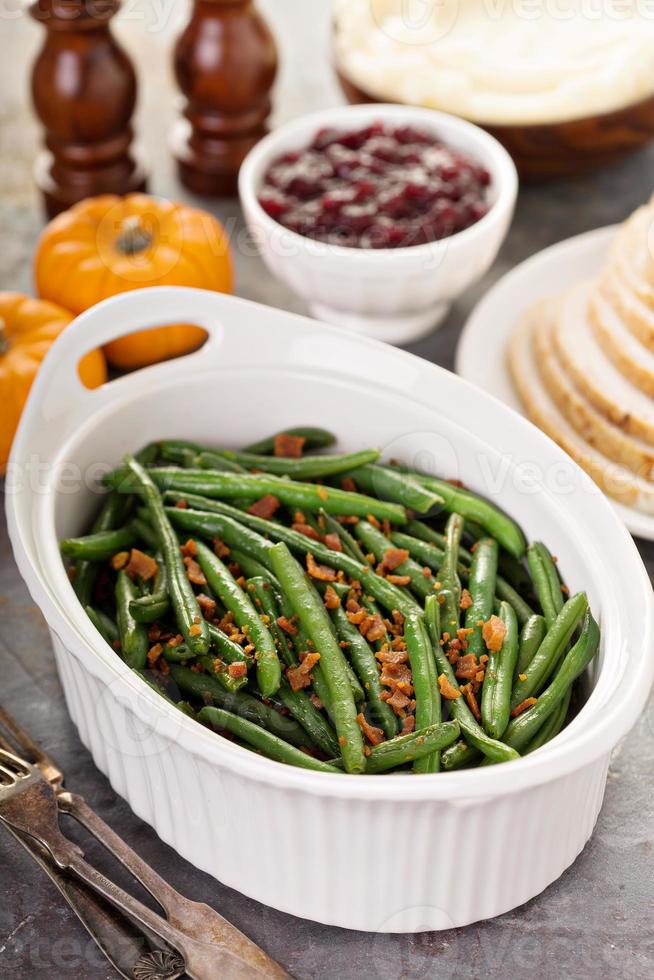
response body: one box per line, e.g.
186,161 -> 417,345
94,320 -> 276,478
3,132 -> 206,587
239,103 -> 517,345
7,287 -> 653,932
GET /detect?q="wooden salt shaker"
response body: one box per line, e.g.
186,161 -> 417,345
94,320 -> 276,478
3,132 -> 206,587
172,0 -> 278,197
30,0 -> 146,218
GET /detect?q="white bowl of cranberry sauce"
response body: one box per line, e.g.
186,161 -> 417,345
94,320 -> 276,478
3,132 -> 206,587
239,103 -> 517,345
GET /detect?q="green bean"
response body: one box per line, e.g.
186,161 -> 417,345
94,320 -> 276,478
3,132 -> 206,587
278,679 -> 340,757
228,550 -> 277,585
84,605 -> 118,646
435,514 -> 464,638
354,520 -> 435,601
165,499 -> 418,616
528,543 -> 564,628
516,614 -> 547,677
269,542 -> 366,774
203,448 -> 380,480
207,623 -> 251,665
523,687 -> 572,755
115,571 -> 148,670
169,665 -> 308,747
440,739 -> 482,770
510,592 -> 588,709
198,654 -> 248,694
129,517 -> 159,551
73,491 -> 132,606
463,537 -> 499,660
244,426 -> 336,455
194,541 -> 281,697
160,642 -> 194,663
139,467 -> 407,524
329,604 -> 397,739
61,525 -> 136,561
118,456 -> 211,657
504,612 -> 600,752
424,595 -> 519,765
198,706 -> 340,773
340,463 -> 443,514
481,601 -> 519,739
396,468 -> 527,559
129,555 -> 169,623
405,611 -> 441,772
195,451 -> 244,473
157,440 -> 203,465
328,722 -> 461,774
318,508 -> 370,565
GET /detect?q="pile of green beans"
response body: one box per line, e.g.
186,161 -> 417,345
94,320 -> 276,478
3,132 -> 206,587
60,428 -> 600,776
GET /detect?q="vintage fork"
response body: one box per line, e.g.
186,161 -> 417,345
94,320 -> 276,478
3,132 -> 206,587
0,749 -> 281,980
0,707 -> 289,979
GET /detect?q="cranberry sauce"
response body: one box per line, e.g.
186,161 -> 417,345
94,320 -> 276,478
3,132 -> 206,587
258,122 -> 491,249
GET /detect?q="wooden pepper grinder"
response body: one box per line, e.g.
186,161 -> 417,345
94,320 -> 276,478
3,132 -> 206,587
30,0 -> 146,218
172,0 -> 278,197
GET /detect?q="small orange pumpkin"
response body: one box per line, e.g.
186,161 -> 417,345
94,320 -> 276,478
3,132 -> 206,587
34,194 -> 234,370
0,293 -> 106,473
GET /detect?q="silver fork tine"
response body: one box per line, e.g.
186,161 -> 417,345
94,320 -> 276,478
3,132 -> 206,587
0,705 -> 63,787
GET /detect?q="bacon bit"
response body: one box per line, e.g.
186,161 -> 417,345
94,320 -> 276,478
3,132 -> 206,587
276,615 -> 297,636
337,514 -> 358,525
457,627 -> 474,641
123,548 -> 158,582
379,660 -> 413,694
148,624 -> 162,642
401,715 -> 416,735
338,735 -> 346,747
158,658 -> 170,676
286,651 -> 321,691
341,476 -> 357,492
67,566 -> 77,583
323,532 -> 342,552
347,608 -> 366,626
366,513 -> 381,529
422,566 -> 431,578
189,623 -> 202,637
196,593 -> 216,620
294,511 -> 307,524
561,583 -> 570,596
376,645 -> 408,665
183,555 -> 207,586
247,494 -> 280,519
454,654 -> 480,681
323,585 -> 341,610
460,589 -> 473,610
306,553 -> 337,582
445,478 -> 466,488
308,693 -> 323,710
180,539 -> 197,558
381,687 -> 413,716
356,713 -> 385,746
518,673 -> 528,682
381,547 -> 409,572
363,616 -> 386,643
175,498 -> 188,509
438,674 -> 461,700
274,433 -> 305,458
511,697 -> 538,718
292,522 -> 321,541
147,643 -> 163,666
167,634 -> 184,648
213,536 -> 231,558
387,574 -> 411,586
482,615 -> 507,653
317,486 -> 329,502
111,551 -> 129,571
228,662 -> 247,679
460,683 -> 482,721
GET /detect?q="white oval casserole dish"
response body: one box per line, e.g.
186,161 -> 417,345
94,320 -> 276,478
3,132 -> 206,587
6,286 -> 653,933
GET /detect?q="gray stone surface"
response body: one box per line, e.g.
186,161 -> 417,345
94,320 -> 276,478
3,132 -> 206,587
0,4 -> 653,978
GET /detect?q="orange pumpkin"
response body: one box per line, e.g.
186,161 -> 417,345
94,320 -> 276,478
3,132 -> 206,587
0,293 -> 106,473
34,194 -> 234,370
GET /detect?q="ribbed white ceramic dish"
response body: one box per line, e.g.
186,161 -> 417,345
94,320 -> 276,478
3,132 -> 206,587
6,286 -> 653,933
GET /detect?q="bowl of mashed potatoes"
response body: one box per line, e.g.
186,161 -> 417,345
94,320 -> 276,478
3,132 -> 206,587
333,0 -> 654,177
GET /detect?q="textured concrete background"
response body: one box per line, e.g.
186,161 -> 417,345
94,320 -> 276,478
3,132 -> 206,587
0,3 -> 653,977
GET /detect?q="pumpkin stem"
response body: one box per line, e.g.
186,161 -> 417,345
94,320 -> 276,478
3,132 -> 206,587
0,319 -> 8,356
116,216 -> 153,255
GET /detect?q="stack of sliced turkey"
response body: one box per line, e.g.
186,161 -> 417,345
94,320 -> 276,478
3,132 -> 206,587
509,201 -> 654,514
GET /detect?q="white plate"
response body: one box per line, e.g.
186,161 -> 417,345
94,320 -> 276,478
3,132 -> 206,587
456,224 -> 654,542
